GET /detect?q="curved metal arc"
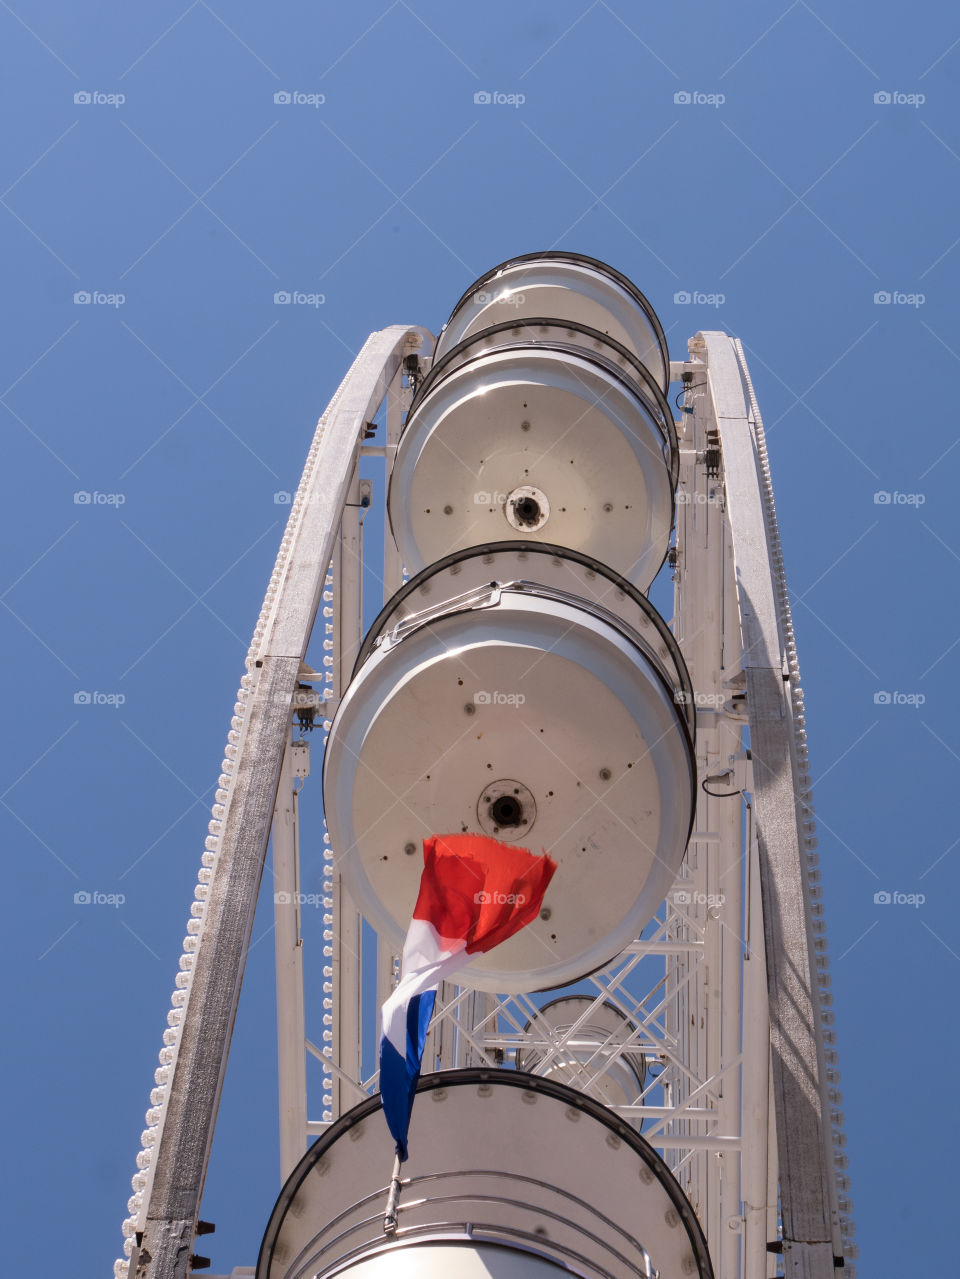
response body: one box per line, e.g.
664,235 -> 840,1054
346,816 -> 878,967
299,1224 -> 616,1279
278,1185 -> 651,1279
123,324 -> 432,1279
408,316 -> 678,484
257,1069 -> 713,1279
700,330 -> 847,1273
351,540 -> 696,738
438,249 -> 670,394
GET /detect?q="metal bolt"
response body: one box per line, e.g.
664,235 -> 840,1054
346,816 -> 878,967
599,767 -> 612,781
465,703 -> 476,715
403,842 -> 416,856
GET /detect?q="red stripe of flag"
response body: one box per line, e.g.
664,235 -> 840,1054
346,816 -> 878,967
412,834 -> 557,954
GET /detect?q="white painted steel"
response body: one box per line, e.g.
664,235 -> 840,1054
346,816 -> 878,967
666,402 -> 749,1271
273,733 -> 309,1181
732,341 -> 853,1271
741,804 -> 771,1279
117,324 -> 431,1279
375,370 -> 409,1051
388,347 -> 674,590
323,466 -> 369,1129
690,332 -> 854,1273
515,996 -> 646,1110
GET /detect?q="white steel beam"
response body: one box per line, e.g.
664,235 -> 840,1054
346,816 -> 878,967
741,801 -> 772,1279
324,465 -> 368,1128
693,331 -> 837,1275
273,732 -> 308,1181
122,325 -> 431,1279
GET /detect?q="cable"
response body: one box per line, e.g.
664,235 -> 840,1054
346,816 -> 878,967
701,776 -> 742,799
675,380 -> 707,409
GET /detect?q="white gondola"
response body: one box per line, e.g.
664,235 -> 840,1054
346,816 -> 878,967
257,1071 -> 714,1279
322,544 -> 695,994
515,996 -> 647,1113
433,251 -> 670,392
388,319 -> 676,593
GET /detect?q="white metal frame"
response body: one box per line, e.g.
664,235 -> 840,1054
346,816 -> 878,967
116,327 -> 856,1279
116,325 -> 430,1279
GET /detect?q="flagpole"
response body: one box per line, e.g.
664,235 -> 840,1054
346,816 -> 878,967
383,1153 -> 403,1234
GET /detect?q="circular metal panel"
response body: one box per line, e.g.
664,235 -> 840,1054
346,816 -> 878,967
388,346 -> 675,591
257,1070 -> 713,1279
323,579 -> 695,992
434,252 -> 669,392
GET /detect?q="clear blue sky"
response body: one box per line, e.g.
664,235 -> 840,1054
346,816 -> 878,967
2,2 -> 957,1274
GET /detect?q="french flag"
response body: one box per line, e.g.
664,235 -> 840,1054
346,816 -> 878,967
379,833 -> 557,1160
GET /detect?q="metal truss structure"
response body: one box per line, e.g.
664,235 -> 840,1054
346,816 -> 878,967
116,322 -> 856,1279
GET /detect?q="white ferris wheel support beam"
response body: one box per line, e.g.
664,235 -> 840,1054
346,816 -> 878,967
126,325 -> 431,1279
692,332 -> 841,1276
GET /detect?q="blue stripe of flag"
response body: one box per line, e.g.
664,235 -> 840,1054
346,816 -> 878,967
379,988 -> 436,1161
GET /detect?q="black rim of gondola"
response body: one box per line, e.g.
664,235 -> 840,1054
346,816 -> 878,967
436,250 -> 671,394
387,331 -> 679,589
350,540 -> 695,744
406,316 -> 678,489
256,1068 -> 714,1279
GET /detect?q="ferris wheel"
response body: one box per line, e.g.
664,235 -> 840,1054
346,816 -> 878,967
115,252 -> 856,1279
